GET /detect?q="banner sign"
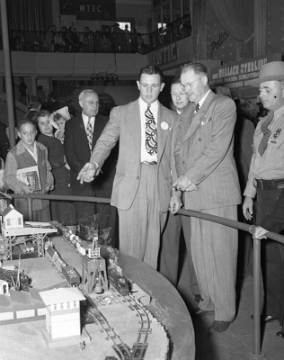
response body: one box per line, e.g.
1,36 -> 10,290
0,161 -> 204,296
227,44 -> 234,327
209,54 -> 282,96
209,53 -> 282,98
59,0 -> 116,21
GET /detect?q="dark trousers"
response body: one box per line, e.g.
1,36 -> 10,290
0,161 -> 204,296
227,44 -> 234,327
256,188 -> 284,322
73,186 -> 118,248
158,211 -> 199,310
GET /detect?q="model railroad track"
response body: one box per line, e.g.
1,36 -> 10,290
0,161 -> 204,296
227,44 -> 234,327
80,285 -> 152,360
79,286 -> 133,360
123,294 -> 151,360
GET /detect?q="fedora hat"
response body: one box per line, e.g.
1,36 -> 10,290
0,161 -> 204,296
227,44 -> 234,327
49,106 -> 71,129
248,61 -> 284,87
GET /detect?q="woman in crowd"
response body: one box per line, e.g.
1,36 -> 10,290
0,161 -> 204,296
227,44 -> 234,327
3,118 -> 53,220
36,110 -> 76,226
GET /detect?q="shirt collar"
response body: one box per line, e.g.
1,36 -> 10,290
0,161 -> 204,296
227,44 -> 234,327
82,113 -> 95,122
196,89 -> 211,109
139,97 -> 159,111
274,104 -> 284,118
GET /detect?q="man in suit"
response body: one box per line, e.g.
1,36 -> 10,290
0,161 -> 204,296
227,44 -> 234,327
64,90 -> 118,245
172,62 -> 241,332
77,65 -> 181,269
158,76 -> 199,310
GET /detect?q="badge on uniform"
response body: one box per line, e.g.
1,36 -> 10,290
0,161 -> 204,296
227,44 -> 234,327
200,115 -> 212,126
273,128 -> 282,139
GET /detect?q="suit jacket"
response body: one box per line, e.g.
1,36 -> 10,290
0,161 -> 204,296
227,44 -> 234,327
90,99 -> 177,212
64,113 -> 118,192
173,90 -> 241,211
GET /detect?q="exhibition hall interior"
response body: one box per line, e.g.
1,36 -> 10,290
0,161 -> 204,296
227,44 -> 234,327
1,0 -> 284,359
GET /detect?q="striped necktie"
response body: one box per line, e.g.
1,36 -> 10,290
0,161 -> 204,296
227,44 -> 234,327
145,105 -> 157,155
86,117 -> 93,151
193,103 -> 200,117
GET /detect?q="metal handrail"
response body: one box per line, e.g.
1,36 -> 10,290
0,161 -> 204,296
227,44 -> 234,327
4,193 -> 280,359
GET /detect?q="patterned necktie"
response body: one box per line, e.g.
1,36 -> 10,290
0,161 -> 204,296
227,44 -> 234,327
145,105 -> 157,155
86,117 -> 93,151
258,111 -> 274,156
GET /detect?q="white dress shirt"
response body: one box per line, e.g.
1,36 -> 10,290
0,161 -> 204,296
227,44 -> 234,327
82,113 -> 95,133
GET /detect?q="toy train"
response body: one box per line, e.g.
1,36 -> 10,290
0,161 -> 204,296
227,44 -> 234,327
107,268 -> 131,296
45,243 -> 80,287
49,222 -> 132,297
0,267 -> 31,291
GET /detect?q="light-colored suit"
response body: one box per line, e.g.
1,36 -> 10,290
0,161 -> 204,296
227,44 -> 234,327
173,90 -> 241,321
90,99 -> 177,268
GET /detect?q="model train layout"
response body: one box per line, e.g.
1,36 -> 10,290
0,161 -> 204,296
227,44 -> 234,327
0,210 -> 169,359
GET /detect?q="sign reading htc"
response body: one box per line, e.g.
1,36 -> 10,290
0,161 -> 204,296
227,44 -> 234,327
60,0 -> 116,21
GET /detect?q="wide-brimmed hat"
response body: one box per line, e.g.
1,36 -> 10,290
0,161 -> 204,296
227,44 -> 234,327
248,61 -> 284,87
215,86 -> 232,98
49,106 -> 71,129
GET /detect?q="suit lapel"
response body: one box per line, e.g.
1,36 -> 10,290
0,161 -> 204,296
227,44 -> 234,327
157,104 -> 170,162
183,91 -> 215,142
77,115 -> 91,153
129,100 -> 141,153
93,115 -> 105,146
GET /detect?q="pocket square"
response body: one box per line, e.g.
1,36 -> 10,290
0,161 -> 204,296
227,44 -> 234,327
200,115 -> 212,126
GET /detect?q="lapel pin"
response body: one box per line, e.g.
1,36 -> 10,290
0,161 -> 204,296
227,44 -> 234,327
161,122 -> 169,130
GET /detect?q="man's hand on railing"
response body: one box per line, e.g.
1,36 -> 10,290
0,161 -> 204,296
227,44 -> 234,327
169,192 -> 183,214
243,196 -> 253,221
173,175 -> 198,192
77,162 -> 99,184
254,226 -> 269,239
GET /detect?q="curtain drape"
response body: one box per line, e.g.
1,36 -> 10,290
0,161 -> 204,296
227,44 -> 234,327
7,0 -> 45,31
207,0 -> 254,43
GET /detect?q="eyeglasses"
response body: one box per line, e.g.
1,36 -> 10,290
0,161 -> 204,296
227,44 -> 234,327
184,77 -> 202,88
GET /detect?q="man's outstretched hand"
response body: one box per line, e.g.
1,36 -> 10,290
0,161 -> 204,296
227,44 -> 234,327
77,162 -> 99,184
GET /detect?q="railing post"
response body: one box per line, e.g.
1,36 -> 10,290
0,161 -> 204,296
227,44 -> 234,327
27,197 -> 33,221
248,234 -> 265,359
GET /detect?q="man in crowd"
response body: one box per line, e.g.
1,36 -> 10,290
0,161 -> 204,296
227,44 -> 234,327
64,89 -> 118,245
243,61 -> 284,325
172,62 -> 241,332
77,65 -> 181,269
159,76 -> 199,309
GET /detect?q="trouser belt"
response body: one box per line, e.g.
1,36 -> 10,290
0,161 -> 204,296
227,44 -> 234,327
141,161 -> 157,165
255,178 -> 284,190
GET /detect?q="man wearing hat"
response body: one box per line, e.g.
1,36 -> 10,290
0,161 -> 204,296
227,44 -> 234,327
243,61 -> 284,324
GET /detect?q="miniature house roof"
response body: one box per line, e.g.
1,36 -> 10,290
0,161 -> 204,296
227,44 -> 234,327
39,287 -> 85,305
2,205 -> 23,218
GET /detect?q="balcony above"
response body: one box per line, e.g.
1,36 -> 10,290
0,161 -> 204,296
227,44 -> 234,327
0,51 -> 148,79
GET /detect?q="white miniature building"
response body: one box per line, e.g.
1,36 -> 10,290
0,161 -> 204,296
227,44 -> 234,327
40,288 -> 85,340
2,205 -> 24,230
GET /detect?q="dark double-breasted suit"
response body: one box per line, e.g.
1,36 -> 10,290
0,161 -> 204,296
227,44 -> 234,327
64,113 -> 118,244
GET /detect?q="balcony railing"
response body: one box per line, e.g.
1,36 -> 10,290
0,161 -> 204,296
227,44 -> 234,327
0,15 -> 191,55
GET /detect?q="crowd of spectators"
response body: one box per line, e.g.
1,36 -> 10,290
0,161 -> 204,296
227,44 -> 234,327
7,14 -> 191,55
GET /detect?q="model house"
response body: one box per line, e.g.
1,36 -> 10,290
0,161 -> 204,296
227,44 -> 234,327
39,287 -> 85,340
2,205 -> 24,230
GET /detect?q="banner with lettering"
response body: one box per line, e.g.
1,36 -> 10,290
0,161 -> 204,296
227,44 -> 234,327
59,0 -> 116,21
209,53 -> 282,99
